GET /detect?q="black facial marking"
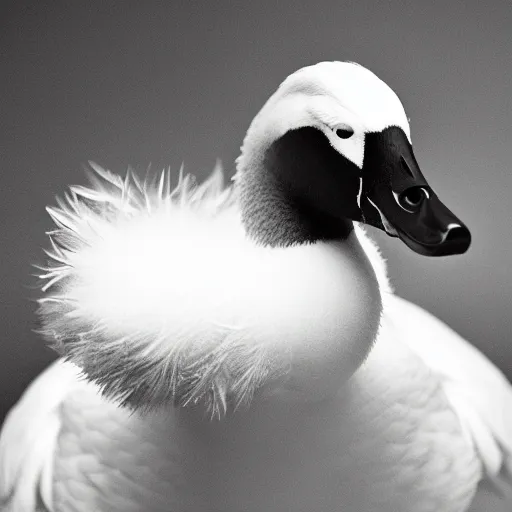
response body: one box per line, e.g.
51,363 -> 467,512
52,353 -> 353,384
240,127 -> 364,247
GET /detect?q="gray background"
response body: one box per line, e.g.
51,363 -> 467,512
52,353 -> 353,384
1,1 -> 511,425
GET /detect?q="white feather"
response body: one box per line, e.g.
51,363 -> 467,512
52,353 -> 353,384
0,360 -> 86,511
386,295 -> 512,501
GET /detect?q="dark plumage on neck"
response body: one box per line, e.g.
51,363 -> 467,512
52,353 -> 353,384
237,127 -> 363,247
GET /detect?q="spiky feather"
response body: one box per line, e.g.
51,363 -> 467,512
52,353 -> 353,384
36,162 -> 285,418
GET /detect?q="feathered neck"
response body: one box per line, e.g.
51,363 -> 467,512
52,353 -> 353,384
235,128 -> 354,247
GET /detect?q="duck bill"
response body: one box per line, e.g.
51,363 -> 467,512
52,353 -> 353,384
362,182 -> 471,256
359,127 -> 471,256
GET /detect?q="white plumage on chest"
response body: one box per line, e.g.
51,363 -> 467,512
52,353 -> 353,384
16,316 -> 481,512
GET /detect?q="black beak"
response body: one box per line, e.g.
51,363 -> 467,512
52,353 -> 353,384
359,127 -> 471,256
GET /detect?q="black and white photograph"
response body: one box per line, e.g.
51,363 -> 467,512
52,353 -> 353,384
0,2 -> 511,511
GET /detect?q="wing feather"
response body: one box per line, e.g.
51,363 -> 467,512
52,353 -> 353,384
386,295 -> 512,506
0,360 -> 85,512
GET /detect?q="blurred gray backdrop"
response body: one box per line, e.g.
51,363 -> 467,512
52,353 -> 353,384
1,1 -> 511,424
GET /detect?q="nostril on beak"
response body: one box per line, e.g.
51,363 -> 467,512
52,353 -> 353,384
443,224 -> 471,252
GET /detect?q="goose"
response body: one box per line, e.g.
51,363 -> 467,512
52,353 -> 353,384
0,61 -> 511,512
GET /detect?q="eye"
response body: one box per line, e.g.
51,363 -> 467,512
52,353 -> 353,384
335,127 -> 354,139
399,187 -> 429,211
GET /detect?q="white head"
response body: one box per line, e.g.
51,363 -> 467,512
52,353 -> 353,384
241,61 -> 410,169
237,61 -> 469,255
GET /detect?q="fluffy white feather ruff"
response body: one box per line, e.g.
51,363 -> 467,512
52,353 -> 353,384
37,162 -> 273,417
37,163 -> 390,418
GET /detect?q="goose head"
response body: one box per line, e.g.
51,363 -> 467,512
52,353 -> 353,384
236,61 -> 470,255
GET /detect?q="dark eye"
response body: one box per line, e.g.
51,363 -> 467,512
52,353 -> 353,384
399,187 -> 429,211
335,127 -> 354,139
